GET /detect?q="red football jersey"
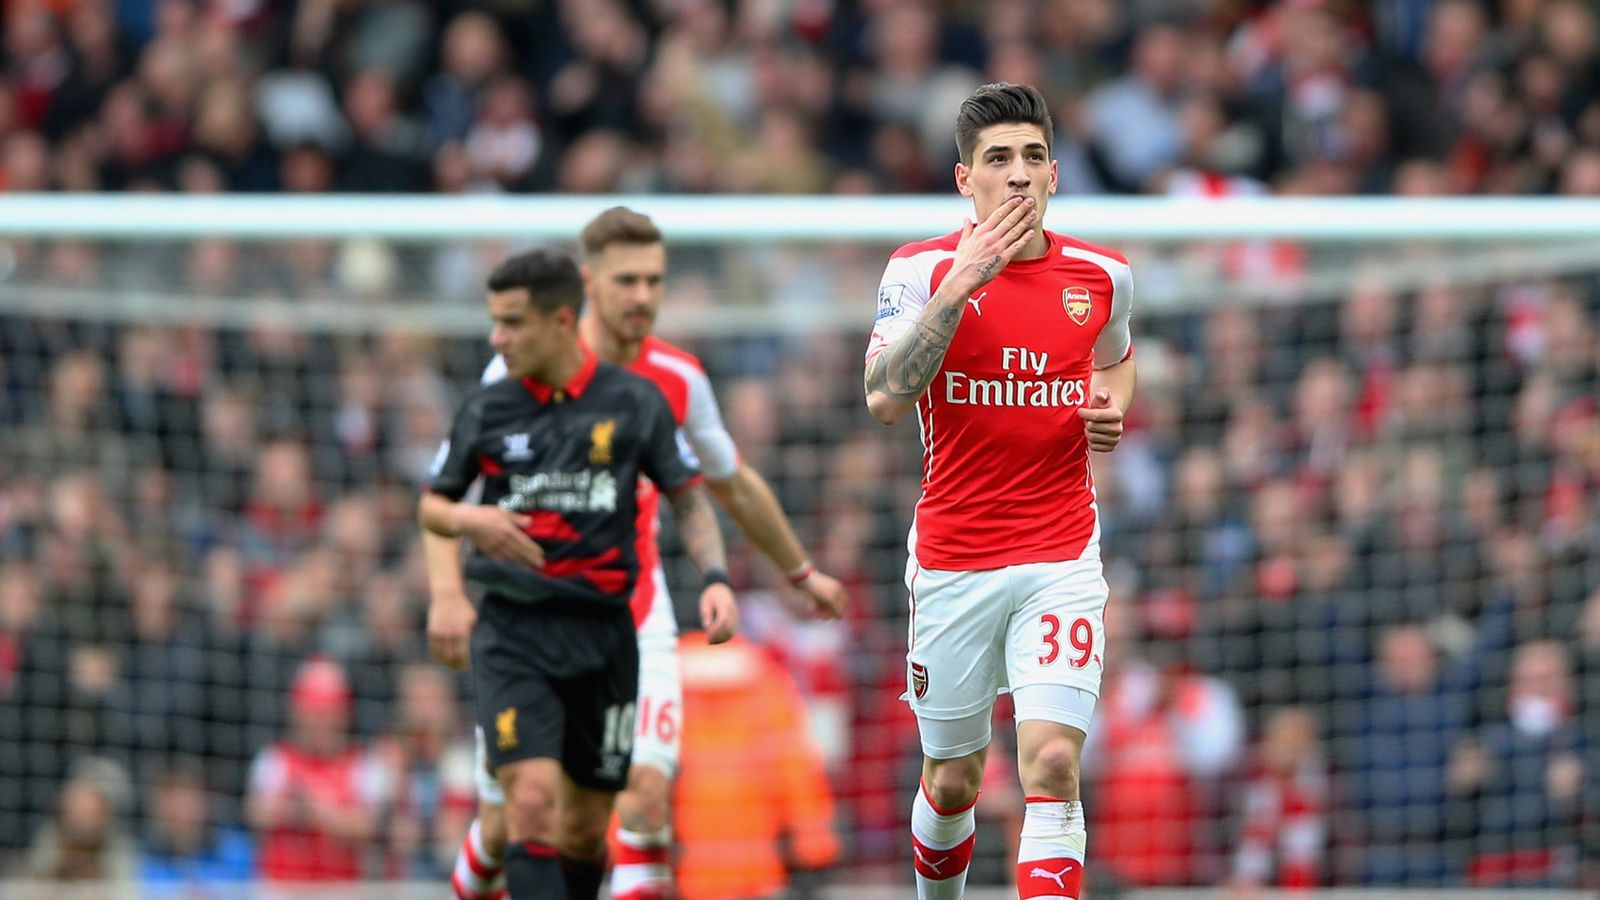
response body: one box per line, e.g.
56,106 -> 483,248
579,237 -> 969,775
865,229 -> 1133,571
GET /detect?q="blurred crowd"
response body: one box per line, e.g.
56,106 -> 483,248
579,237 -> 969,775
2,0 -> 1600,895
9,0 -> 1600,198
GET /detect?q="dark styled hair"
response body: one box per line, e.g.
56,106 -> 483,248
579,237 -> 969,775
581,206 -> 662,258
486,248 -> 584,314
955,82 -> 1054,165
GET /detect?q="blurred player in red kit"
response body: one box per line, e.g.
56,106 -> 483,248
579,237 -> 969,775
864,82 -> 1136,900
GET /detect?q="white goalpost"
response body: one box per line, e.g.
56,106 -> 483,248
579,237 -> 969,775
3,193 -> 1599,336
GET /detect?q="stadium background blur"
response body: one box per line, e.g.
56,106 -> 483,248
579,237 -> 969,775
2,0 -> 1600,894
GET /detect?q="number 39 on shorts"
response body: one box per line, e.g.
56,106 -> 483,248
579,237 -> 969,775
1039,614 -> 1095,667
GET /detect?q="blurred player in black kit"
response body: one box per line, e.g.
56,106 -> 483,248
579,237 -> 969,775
419,248 -> 735,899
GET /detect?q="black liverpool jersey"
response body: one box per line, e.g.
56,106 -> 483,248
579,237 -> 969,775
425,347 -> 702,608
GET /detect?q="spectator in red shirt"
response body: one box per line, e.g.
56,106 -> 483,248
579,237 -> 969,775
1085,599 -> 1244,888
244,656 -> 387,882
1232,706 -> 1329,889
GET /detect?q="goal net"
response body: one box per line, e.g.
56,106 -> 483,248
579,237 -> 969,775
0,195 -> 1596,893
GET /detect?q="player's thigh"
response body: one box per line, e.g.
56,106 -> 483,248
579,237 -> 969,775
555,608 -> 641,793
1004,559 -> 1107,727
906,564 -> 1009,757
471,596 -> 565,774
631,570 -> 681,781
556,768 -> 621,853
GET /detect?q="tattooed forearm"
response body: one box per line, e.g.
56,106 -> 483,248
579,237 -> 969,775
669,485 -> 728,575
868,298 -> 965,400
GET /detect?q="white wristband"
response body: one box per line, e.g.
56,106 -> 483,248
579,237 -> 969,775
786,560 -> 816,587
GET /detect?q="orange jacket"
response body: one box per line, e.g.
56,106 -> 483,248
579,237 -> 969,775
673,634 -> 840,900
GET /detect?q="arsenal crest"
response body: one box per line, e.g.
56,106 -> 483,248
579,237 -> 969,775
1063,286 -> 1092,325
910,662 -> 929,700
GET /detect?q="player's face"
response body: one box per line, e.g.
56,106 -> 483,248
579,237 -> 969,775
585,241 -> 666,345
488,288 -> 575,381
955,122 -> 1057,224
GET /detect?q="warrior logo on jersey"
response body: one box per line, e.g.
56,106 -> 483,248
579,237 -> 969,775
1063,286 -> 1092,325
503,433 -> 533,461
589,419 -> 616,464
910,662 -> 929,700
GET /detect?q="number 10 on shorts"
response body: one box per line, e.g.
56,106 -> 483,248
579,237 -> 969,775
602,702 -> 637,757
1039,614 -> 1094,667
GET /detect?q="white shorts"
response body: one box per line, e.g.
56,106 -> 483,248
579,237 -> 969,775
631,566 -> 682,779
474,566 -> 682,804
905,557 -> 1107,759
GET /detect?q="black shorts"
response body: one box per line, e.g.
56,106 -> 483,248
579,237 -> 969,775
471,594 -> 640,792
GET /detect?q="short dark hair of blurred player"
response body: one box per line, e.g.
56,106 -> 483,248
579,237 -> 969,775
865,82 -> 1136,900
439,209 -> 849,900
419,247 -> 736,900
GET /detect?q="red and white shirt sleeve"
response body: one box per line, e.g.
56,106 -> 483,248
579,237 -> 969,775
637,343 -> 740,481
864,242 -> 953,366
1089,253 -> 1134,368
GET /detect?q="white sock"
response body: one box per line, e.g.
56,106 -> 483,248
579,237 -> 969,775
911,781 -> 978,900
1017,797 -> 1087,899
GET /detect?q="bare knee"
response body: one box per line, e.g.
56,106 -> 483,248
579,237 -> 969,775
922,752 -> 985,810
614,763 -> 671,833
1020,735 -> 1082,799
478,800 -> 508,858
501,768 -> 556,844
